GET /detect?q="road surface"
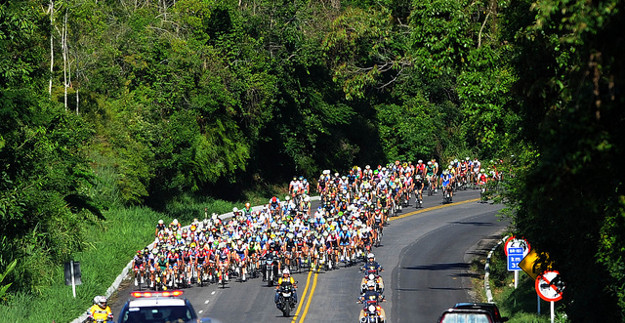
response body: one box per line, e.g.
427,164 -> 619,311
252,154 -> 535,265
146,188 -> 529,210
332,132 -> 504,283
110,189 -> 508,322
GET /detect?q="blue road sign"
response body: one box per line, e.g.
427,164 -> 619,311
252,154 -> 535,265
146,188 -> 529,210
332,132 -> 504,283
507,247 -> 524,271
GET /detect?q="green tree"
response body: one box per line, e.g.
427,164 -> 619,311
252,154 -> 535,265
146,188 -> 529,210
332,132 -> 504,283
504,0 -> 625,319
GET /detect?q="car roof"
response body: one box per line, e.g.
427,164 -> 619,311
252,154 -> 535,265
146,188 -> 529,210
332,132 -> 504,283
438,308 -> 494,323
453,303 -> 505,321
454,302 -> 498,307
127,297 -> 187,307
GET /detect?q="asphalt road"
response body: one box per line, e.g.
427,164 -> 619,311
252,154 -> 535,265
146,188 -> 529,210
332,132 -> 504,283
110,189 -> 508,323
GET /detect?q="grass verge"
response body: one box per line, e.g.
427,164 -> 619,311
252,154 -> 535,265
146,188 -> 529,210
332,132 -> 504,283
0,192 -> 268,322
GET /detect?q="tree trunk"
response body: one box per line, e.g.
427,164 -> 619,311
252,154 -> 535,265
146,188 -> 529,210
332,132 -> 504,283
62,11 -> 68,110
49,0 -> 54,96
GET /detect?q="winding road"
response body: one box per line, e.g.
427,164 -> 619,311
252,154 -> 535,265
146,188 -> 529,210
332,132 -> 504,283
110,190 -> 508,322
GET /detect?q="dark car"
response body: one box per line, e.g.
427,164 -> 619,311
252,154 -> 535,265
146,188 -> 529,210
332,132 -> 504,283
117,290 -> 215,323
453,303 -> 508,323
437,308 -> 495,323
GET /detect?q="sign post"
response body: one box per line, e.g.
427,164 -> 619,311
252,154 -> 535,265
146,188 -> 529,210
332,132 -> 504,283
536,270 -> 564,323
64,261 -> 82,298
505,237 -> 530,289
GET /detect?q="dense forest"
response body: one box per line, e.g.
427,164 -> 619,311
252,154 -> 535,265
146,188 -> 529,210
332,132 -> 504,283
0,0 -> 623,320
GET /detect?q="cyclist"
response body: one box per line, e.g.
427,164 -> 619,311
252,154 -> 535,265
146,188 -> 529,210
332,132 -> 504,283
132,250 -> 146,286
441,168 -> 454,201
414,175 -> 425,207
426,161 -> 436,193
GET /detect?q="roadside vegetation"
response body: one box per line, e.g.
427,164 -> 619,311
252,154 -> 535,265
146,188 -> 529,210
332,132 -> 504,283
486,242 -> 568,323
1,0 -> 623,321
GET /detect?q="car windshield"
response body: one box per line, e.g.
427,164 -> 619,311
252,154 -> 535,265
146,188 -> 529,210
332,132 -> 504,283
440,312 -> 492,323
120,306 -> 195,323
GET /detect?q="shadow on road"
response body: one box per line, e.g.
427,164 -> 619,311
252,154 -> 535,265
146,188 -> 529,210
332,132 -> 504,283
448,221 -> 494,226
403,262 -> 469,271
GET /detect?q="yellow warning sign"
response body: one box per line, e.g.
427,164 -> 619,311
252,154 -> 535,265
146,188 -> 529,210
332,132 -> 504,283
519,249 -> 552,280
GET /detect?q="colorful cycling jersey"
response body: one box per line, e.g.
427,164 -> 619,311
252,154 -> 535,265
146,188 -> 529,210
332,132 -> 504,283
157,257 -> 168,269
167,252 -> 179,265
442,173 -> 452,186
133,255 -> 145,267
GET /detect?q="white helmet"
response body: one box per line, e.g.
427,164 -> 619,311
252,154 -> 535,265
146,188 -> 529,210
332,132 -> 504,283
367,280 -> 376,288
158,219 -> 164,225
282,268 -> 290,275
172,219 -> 178,225
233,207 -> 238,213
93,295 -> 107,307
367,253 -> 375,260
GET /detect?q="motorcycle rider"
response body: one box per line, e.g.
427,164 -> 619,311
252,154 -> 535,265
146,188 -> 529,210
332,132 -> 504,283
87,295 -> 113,322
274,268 -> 297,307
361,253 -> 384,292
358,281 -> 386,323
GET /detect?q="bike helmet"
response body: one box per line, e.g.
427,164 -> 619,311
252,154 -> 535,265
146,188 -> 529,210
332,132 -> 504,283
245,202 -> 251,209
233,207 -> 238,213
427,161 -> 432,166
282,268 -> 290,276
367,253 -> 375,260
367,280 -> 376,288
416,175 -> 422,180
158,219 -> 164,225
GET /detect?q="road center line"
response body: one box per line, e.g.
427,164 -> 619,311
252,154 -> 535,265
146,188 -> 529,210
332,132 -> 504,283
291,270 -> 313,322
297,272 -> 319,323
390,198 -> 480,222
293,197 -> 480,322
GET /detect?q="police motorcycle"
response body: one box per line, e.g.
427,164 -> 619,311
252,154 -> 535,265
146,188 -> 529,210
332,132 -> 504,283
261,251 -> 280,286
277,283 -> 297,317
360,273 -> 384,294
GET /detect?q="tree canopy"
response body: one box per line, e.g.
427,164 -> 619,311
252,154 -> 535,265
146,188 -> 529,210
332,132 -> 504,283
0,0 -> 623,319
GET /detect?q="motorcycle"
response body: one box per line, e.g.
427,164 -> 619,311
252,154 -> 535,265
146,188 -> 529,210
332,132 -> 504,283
277,284 -> 297,317
360,274 -> 384,294
360,304 -> 384,323
262,253 -> 279,286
